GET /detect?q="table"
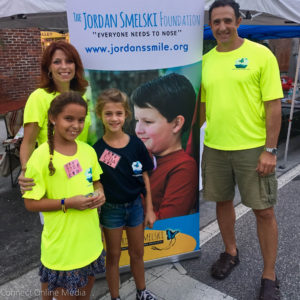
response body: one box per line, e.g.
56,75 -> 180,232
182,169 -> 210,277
0,99 -> 26,187
279,102 -> 300,142
281,103 -> 300,109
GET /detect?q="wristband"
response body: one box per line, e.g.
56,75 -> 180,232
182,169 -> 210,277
61,198 -> 67,213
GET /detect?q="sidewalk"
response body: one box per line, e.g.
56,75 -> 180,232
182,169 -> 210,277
0,134 -> 299,299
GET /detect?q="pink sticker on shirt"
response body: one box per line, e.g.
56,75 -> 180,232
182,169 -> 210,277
64,159 -> 82,179
99,149 -> 121,169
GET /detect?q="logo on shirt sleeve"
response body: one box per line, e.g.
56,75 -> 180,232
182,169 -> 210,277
85,168 -> 93,183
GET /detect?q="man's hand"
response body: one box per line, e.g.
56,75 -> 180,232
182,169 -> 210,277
256,151 -> 277,176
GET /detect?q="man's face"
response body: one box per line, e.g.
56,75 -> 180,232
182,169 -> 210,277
209,5 -> 241,46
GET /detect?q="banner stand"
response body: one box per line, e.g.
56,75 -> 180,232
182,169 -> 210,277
96,250 -> 201,279
121,250 -> 201,272
67,0 -> 204,270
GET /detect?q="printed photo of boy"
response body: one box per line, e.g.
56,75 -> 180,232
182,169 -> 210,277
131,73 -> 198,220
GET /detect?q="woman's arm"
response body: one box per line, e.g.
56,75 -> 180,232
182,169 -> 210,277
20,123 -> 40,169
19,123 -> 40,191
142,171 -> 156,228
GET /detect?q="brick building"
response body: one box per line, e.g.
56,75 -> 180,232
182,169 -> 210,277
0,28 -> 41,104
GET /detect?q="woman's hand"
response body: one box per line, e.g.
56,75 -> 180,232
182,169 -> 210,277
144,209 -> 156,229
18,171 -> 35,194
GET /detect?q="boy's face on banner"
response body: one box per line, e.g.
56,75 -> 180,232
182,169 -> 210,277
134,105 -> 177,156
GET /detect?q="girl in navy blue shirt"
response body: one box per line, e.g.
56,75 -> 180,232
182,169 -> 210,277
93,88 -> 157,300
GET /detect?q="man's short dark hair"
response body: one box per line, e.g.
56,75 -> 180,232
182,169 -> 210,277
131,73 -> 196,133
209,0 -> 241,21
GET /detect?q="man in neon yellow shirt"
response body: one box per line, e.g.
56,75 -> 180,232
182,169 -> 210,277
201,1 -> 282,299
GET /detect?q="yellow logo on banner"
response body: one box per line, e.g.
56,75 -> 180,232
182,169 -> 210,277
117,229 -> 197,266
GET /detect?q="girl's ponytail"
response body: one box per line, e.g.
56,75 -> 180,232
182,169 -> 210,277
47,120 -> 56,176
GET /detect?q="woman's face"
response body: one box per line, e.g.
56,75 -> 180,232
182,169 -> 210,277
49,49 -> 75,87
134,105 -> 177,156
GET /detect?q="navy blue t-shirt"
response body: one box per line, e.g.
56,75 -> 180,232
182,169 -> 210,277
93,135 -> 154,204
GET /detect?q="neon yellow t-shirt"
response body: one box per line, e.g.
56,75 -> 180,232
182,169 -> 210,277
23,141 -> 103,271
201,39 -> 283,150
23,88 -> 91,146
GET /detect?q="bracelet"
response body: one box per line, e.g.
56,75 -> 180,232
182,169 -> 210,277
61,198 -> 67,213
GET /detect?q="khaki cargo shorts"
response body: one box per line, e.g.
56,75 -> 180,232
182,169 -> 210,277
201,146 -> 277,210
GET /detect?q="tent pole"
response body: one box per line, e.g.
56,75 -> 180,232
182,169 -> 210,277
281,38 -> 300,169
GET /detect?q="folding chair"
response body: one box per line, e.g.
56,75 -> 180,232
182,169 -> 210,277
2,107 -> 24,187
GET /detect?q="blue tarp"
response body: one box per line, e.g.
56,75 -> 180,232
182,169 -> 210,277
204,25 -> 300,40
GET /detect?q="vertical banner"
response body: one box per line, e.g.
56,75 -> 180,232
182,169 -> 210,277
67,0 -> 204,266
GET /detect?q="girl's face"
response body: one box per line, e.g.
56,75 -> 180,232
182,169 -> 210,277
101,102 -> 126,134
49,49 -> 75,86
134,105 -> 177,156
51,103 -> 86,143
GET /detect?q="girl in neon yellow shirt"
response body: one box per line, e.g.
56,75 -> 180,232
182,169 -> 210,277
23,92 -> 105,299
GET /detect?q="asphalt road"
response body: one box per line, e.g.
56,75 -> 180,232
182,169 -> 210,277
182,175 -> 300,300
0,174 -> 41,286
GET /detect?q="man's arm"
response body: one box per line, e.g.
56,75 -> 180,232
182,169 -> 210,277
256,99 -> 281,176
198,86 -> 206,128
199,102 -> 206,128
264,99 -> 282,148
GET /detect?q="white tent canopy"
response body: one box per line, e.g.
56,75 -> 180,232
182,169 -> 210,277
1,0 -> 300,31
205,0 -> 300,24
0,0 -> 65,17
0,0 -> 67,31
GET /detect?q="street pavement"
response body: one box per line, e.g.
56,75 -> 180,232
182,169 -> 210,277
0,135 -> 299,299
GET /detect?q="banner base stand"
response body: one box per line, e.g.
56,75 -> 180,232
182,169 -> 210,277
96,249 -> 201,279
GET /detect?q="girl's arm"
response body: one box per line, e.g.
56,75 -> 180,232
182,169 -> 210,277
19,123 -> 40,192
142,171 -> 156,228
24,193 -> 102,212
